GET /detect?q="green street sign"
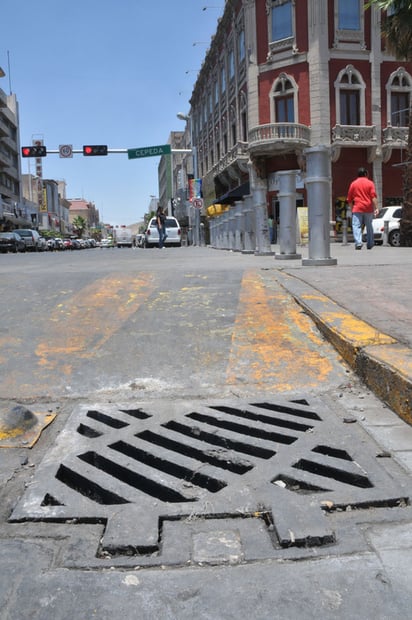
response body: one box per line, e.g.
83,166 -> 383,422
128,144 -> 171,159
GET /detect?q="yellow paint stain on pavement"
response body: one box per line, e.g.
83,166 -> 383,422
35,273 -> 155,371
226,270 -> 334,391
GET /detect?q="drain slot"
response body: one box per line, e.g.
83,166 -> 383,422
163,420 -> 275,459
292,458 -> 373,489
77,423 -> 102,438
272,475 -> 330,494
210,405 -> 313,432
109,440 -> 226,493
78,451 -> 193,503
56,464 -> 129,505
137,430 -> 253,474
119,408 -> 151,420
250,402 -> 321,421
86,411 -> 128,429
312,445 -> 352,461
187,412 -> 297,445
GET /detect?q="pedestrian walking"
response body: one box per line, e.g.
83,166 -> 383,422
347,167 -> 379,250
156,206 -> 167,249
268,215 -> 275,244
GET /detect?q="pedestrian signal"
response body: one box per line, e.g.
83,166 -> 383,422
83,145 -> 108,156
21,145 -> 47,157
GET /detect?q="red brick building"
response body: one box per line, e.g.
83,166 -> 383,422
185,0 -> 411,223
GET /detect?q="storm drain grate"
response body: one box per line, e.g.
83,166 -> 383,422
10,397 -> 411,562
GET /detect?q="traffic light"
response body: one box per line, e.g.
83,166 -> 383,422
21,145 -> 47,157
83,145 -> 108,156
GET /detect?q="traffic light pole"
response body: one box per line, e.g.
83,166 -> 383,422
43,149 -> 193,155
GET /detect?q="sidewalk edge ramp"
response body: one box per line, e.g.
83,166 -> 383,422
274,272 -> 412,426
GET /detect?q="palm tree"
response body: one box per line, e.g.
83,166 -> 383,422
72,215 -> 87,238
366,0 -> 412,245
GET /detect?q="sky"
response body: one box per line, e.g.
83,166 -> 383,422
1,0 -> 223,226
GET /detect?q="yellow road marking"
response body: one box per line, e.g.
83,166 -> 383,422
226,270 -> 335,390
35,273 -> 155,371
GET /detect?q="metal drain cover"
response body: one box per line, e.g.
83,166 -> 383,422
10,396 -> 410,560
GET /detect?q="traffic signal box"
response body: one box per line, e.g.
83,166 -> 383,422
83,145 -> 108,156
21,146 -> 47,157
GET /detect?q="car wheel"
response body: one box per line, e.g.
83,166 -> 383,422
389,229 -> 400,247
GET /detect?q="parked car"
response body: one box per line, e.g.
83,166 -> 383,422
144,216 -> 181,248
63,238 -> 73,250
100,238 -> 114,248
13,229 -> 42,252
37,236 -> 48,252
46,237 -> 65,251
363,205 -> 402,247
0,231 -> 26,253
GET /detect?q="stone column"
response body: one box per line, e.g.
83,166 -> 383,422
275,170 -> 301,261
242,194 -> 255,254
303,145 -> 337,266
248,157 -> 272,255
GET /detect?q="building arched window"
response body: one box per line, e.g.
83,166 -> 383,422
335,65 -> 365,125
271,73 -> 297,122
387,67 -> 411,127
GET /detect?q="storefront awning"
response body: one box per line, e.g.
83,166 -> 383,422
214,181 -> 250,205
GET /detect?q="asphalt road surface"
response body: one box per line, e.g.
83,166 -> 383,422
1,246 -> 411,619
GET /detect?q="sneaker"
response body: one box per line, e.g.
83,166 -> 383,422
355,244 -> 362,250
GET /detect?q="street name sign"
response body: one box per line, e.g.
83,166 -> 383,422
128,144 -> 171,160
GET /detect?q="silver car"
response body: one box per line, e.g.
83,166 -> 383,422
144,217 -> 182,248
13,229 -> 42,252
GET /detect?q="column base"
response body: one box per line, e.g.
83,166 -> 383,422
302,257 -> 338,266
275,252 -> 302,260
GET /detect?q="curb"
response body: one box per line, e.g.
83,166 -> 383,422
274,271 -> 412,426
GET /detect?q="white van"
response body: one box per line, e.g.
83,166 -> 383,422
113,227 -> 133,248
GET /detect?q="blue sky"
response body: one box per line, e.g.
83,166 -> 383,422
1,1 -> 222,225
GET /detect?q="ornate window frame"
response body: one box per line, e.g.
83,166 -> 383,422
270,73 -> 298,123
386,67 -> 412,127
334,64 -> 366,125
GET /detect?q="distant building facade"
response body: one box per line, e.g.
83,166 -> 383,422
0,85 -> 27,229
68,198 -> 100,232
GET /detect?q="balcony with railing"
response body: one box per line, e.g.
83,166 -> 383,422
248,123 -> 311,156
208,141 -> 249,178
382,125 -> 408,147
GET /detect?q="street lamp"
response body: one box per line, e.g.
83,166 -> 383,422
177,112 -> 200,245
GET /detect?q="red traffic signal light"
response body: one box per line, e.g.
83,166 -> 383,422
21,145 -> 47,157
83,145 -> 108,156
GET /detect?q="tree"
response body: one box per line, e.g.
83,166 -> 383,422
72,216 -> 87,238
366,0 -> 412,245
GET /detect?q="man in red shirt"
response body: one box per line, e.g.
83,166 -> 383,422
347,167 -> 379,249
